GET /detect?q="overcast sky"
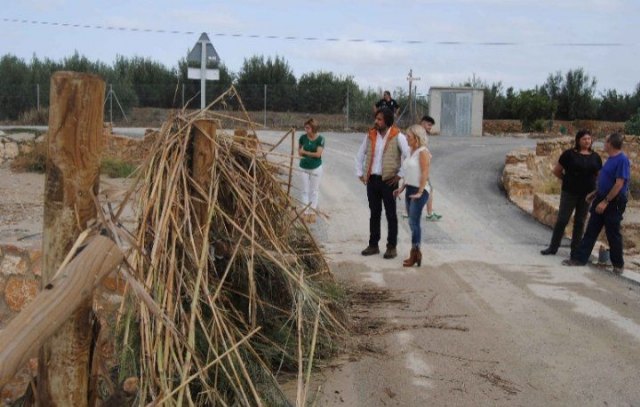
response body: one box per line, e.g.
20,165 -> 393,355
2,0 -> 639,95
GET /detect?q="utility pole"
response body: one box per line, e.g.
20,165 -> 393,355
407,69 -> 421,123
263,84 -> 267,128
346,86 -> 350,129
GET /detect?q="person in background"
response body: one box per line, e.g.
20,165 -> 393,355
563,133 -> 630,275
420,115 -> 442,221
355,108 -> 410,259
540,130 -> 602,256
374,90 -> 400,117
393,124 -> 431,267
298,118 -> 325,223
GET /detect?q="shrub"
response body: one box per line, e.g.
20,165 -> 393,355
624,109 -> 640,136
531,119 -> 547,133
18,108 -> 48,125
101,158 -> 137,178
10,142 -> 47,173
514,89 -> 553,131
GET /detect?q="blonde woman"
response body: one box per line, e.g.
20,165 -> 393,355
298,118 -> 324,223
393,124 -> 430,266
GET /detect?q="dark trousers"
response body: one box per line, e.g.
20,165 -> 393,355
548,191 -> 589,256
572,194 -> 627,267
366,175 -> 398,248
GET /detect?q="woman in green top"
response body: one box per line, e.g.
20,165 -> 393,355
298,118 -> 325,223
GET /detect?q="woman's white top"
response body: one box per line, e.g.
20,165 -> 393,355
401,146 -> 431,188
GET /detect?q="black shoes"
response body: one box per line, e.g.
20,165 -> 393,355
383,246 -> 397,259
540,247 -> 557,255
361,246 -> 380,256
562,259 -> 585,266
361,245 -> 397,258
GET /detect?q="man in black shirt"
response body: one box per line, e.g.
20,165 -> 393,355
374,90 -> 399,117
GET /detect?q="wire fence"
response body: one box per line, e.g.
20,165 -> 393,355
0,83 -> 429,130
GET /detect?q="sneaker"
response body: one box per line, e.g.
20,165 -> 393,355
426,212 -> 442,221
612,266 -> 624,275
361,245 -> 380,256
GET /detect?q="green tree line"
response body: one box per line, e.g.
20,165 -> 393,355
0,52 -> 377,121
1,52 -> 639,132
460,69 -> 640,131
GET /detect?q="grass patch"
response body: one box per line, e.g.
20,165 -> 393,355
101,158 -> 137,178
629,177 -> 640,200
536,176 -> 561,195
18,108 -> 49,126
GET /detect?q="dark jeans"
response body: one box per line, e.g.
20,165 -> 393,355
366,175 -> 398,248
572,194 -> 627,267
547,190 -> 589,256
405,186 -> 429,248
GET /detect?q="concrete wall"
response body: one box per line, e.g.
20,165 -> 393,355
471,89 -> 484,136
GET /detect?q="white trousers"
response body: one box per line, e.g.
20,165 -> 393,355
300,165 -> 323,213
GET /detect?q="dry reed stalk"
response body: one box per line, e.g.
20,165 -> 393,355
78,86 -> 349,406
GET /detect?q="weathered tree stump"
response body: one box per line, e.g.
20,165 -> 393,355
38,71 -> 106,406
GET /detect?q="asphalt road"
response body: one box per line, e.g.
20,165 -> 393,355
285,132 -> 640,406
3,125 -> 638,405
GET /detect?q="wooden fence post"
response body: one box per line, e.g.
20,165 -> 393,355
192,120 -> 216,239
37,71 -> 106,406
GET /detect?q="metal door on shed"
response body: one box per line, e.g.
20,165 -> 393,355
440,92 -> 472,136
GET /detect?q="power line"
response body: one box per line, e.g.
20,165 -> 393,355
1,17 -> 627,47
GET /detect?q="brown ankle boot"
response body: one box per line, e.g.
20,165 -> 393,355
403,247 -> 422,267
403,248 -> 417,267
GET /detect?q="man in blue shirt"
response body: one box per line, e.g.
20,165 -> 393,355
563,133 -> 631,274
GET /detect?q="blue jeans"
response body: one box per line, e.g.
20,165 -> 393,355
404,185 -> 429,248
572,194 -> 627,267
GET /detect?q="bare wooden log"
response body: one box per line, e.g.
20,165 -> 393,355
38,71 -> 106,406
0,236 -> 123,389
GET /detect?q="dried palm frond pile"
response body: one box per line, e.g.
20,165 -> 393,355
116,87 -> 345,406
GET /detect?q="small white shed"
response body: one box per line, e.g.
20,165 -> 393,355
428,87 -> 484,136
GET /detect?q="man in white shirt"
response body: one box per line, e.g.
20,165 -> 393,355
355,108 -> 410,259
